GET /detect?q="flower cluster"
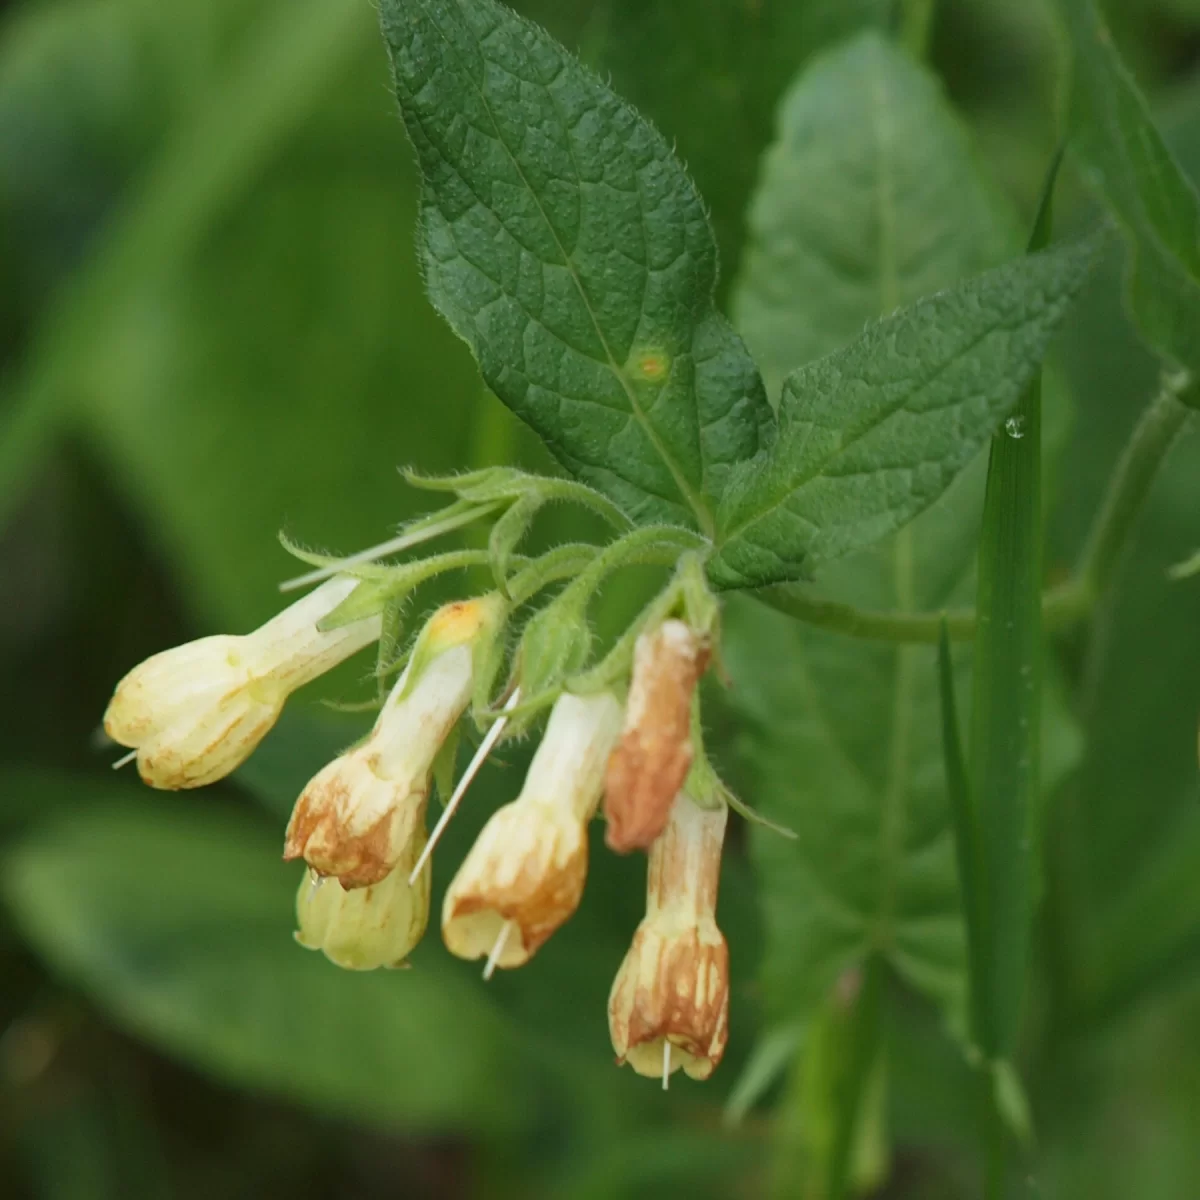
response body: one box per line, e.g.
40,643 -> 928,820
103,550 -> 737,1083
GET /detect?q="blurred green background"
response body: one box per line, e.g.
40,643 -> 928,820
1,0 -> 1199,1197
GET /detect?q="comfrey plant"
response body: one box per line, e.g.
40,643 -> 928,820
102,0 -> 1199,1127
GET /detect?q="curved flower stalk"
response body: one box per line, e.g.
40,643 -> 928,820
285,596 -> 505,888
608,792 -> 730,1083
605,618 -> 710,853
295,826 -> 432,970
104,577 -> 381,790
442,691 -> 623,972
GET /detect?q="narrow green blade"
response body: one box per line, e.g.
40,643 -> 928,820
967,157 -> 1060,1056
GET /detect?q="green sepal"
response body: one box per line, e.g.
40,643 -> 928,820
401,465 -> 528,502
686,700 -> 797,836
471,607 -> 512,724
375,596 -> 409,691
566,580 -> 682,697
489,493 -> 545,596
318,578 -> 400,633
507,594 -> 592,733
431,723 -> 461,808
402,465 -> 633,529
316,550 -> 494,634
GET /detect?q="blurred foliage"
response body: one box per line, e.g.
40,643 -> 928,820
1,0 -> 1199,1198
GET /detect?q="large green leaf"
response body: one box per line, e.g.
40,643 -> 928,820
730,32 -> 1014,403
572,0 -> 891,295
1,773 -> 528,1132
378,0 -> 774,534
1057,0 -> 1200,384
709,234 -> 1096,590
720,34 -> 1078,1019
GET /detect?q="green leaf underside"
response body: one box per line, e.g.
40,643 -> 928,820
709,233 -> 1097,589
379,0 -> 774,534
1,783 -> 523,1132
721,34 -> 1083,1021
1059,0 -> 1200,375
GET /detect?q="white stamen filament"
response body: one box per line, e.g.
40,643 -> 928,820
307,868 -> 325,900
111,749 -> 138,770
279,505 -> 499,593
662,1040 -> 671,1090
408,688 -> 522,885
482,919 -> 513,981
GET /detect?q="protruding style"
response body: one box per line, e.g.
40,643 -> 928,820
104,577 -> 380,790
604,620 -> 709,853
442,691 -> 623,971
608,792 -> 730,1082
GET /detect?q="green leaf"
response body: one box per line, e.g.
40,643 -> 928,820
378,0 -> 774,534
730,32 -> 1015,404
720,34 -> 1082,1024
1057,0 -> 1200,377
1,775 -> 527,1132
710,234 -> 1098,590
571,0 -> 892,295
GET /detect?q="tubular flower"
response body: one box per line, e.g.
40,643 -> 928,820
295,825 -> 432,970
604,619 -> 710,853
442,691 -> 623,971
608,792 -> 730,1082
285,597 -> 503,888
104,577 -> 380,790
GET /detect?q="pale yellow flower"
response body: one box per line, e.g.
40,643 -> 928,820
442,691 -> 623,971
608,792 -> 729,1082
295,827 -> 431,970
285,597 -> 503,888
104,577 -> 380,790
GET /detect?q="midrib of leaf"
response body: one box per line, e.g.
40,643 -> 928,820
870,71 -> 916,957
421,3 -> 716,536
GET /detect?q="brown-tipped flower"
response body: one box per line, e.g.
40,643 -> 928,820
295,825 -> 432,970
103,577 -> 380,790
442,691 -> 623,971
608,792 -> 729,1082
604,619 -> 709,853
284,597 -> 502,888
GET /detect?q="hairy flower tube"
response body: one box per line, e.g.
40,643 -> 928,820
295,826 -> 432,970
285,597 -> 504,888
608,792 -> 730,1083
605,619 -> 709,853
104,576 -> 381,790
442,691 -> 623,972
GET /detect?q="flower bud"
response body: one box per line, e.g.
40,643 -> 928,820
284,598 -> 502,887
104,577 -> 380,790
295,828 -> 432,970
442,691 -> 623,970
605,619 -> 709,853
608,792 -> 729,1082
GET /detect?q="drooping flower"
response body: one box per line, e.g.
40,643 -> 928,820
284,596 -> 504,888
104,576 -> 380,790
604,619 -> 709,853
442,690 -> 623,972
295,825 -> 431,970
608,791 -> 729,1083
